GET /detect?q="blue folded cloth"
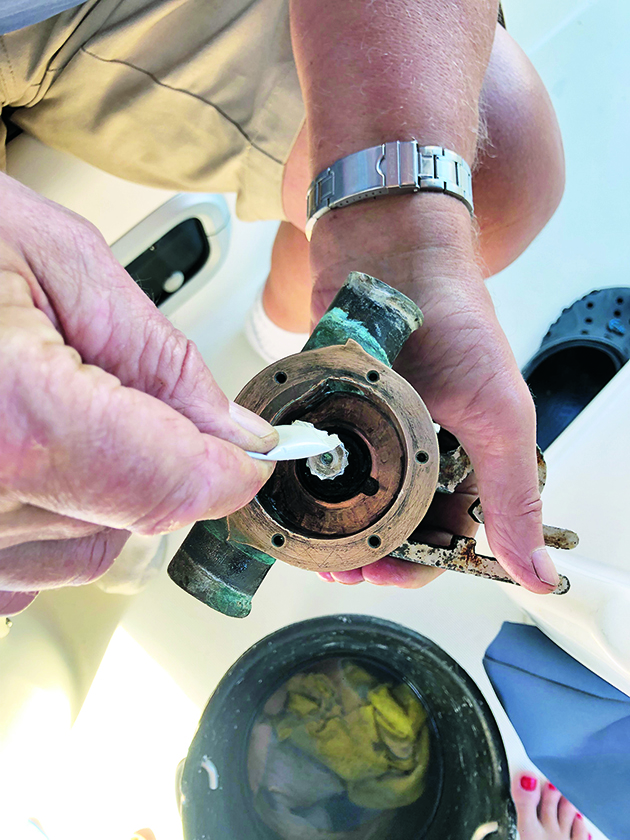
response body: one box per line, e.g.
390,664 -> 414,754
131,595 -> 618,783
0,1 -> 83,34
484,622 -> 630,840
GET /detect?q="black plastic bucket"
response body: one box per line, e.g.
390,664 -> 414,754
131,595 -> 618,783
180,615 -> 516,840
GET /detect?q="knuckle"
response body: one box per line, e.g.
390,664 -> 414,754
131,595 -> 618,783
486,495 -> 543,565
485,488 -> 543,523
518,492 -> 543,519
132,484 -> 201,536
66,218 -> 116,282
69,214 -> 106,250
453,367 -> 536,446
514,380 -> 537,422
77,530 -> 129,583
150,331 -> 226,421
494,376 -> 536,428
202,473 -> 261,521
158,332 -> 205,398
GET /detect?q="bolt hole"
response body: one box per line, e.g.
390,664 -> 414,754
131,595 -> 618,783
366,370 -> 380,383
415,450 -> 429,464
585,317 -> 593,324
363,477 -> 380,497
586,301 -> 594,309
272,534 -> 285,548
581,330 -> 589,335
274,371 -> 288,384
614,310 -> 621,317
617,297 -> 624,305
368,535 -> 382,549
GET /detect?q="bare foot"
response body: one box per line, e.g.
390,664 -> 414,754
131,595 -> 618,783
512,775 -> 590,840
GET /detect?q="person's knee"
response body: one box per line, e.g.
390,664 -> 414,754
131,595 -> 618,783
474,24 -> 565,276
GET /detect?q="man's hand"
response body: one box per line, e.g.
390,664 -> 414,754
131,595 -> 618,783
0,173 -> 278,615
289,0 -> 560,594
310,196 -> 559,594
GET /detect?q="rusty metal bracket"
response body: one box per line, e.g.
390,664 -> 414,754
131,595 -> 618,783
390,535 -> 572,595
431,443 -> 577,594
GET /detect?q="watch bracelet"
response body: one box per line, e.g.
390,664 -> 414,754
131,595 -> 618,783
305,142 -> 473,240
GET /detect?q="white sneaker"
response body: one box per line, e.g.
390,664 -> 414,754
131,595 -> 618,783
244,290 -> 309,364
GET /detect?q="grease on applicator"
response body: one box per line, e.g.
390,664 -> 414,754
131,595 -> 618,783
247,420 -> 342,462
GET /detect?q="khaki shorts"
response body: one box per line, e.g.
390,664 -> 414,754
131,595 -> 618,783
0,0 -> 305,221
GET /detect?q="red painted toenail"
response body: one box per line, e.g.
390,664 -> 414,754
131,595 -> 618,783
520,775 -> 537,791
547,782 -> 556,790
576,813 -> 583,820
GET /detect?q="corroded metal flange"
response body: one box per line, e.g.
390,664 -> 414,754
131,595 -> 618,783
168,272 -> 578,618
227,339 -> 439,572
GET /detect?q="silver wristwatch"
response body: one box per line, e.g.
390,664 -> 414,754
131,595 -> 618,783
305,141 -> 473,240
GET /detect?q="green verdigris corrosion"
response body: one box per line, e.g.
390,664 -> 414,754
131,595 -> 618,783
303,309 -> 392,367
199,578 -> 253,620
201,519 -> 275,565
167,518 -> 276,618
303,273 -> 423,366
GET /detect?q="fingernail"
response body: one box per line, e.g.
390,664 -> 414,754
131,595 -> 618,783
531,548 -> 560,587
229,402 -> 277,444
319,572 -> 335,582
331,569 -> 364,585
547,782 -> 556,791
253,458 -> 275,483
520,775 -> 537,791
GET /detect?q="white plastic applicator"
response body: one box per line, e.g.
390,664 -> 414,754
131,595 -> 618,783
247,420 -> 342,462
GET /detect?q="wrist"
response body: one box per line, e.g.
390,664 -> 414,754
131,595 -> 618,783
310,191 -> 481,307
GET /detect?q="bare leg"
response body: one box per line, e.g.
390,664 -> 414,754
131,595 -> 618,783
474,25 -> 565,277
262,220 -> 311,333
513,775 -> 590,840
265,23 -> 565,334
